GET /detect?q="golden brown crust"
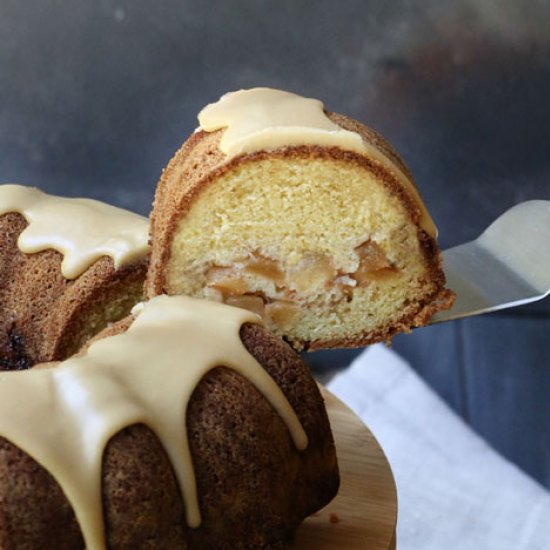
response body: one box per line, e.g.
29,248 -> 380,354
146,128 -> 227,297
326,112 -> 414,181
0,212 -> 147,369
0,322 -> 339,549
145,113 -> 454,349
0,436 -> 83,549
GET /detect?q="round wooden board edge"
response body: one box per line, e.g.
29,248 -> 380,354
292,386 -> 398,549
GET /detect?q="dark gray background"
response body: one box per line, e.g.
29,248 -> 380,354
1,1 -> 549,487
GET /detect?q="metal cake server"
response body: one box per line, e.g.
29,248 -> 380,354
430,200 -> 550,324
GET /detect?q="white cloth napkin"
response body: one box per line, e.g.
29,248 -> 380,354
326,344 -> 550,550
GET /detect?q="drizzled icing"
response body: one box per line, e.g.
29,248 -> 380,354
0,184 -> 149,279
0,295 -> 308,549
198,88 -> 437,238
199,88 -> 366,157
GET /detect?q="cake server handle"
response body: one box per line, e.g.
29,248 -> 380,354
429,200 -> 550,324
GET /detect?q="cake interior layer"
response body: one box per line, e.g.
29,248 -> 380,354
167,156 -> 438,347
60,273 -> 145,359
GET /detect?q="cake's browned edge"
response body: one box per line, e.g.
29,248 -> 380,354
0,212 -> 147,369
0,320 -> 339,549
145,111 -> 454,349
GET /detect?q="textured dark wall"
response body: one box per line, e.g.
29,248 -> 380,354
1,1 -> 549,485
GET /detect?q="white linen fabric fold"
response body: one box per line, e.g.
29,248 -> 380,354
326,344 -> 550,550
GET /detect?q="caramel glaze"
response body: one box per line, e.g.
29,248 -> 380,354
198,87 -> 437,238
0,184 -> 149,279
0,295 -> 308,549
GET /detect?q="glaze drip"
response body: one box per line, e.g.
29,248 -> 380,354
0,184 -> 149,279
199,87 -> 366,157
0,295 -> 308,549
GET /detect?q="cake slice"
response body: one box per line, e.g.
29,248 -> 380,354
146,88 -> 454,350
0,184 -> 148,368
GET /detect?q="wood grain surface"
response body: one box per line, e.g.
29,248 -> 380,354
293,388 -> 398,549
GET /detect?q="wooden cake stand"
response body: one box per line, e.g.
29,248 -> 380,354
293,388 -> 398,549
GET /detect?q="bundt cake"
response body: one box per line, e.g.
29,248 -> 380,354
0,184 -> 148,369
146,87 -> 455,350
0,295 -> 339,549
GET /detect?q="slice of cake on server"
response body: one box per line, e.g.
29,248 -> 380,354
146,88 -> 454,350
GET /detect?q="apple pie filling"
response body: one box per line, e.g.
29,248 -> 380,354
203,240 -> 399,325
